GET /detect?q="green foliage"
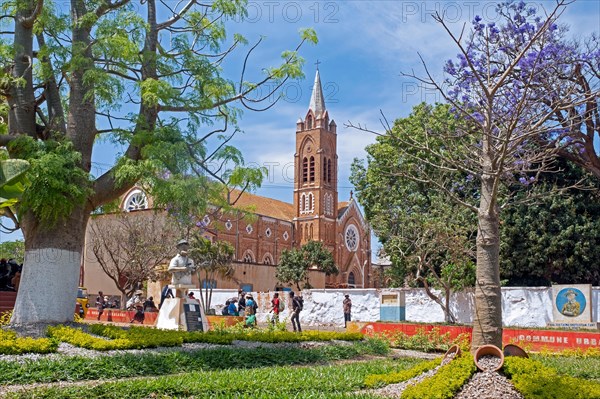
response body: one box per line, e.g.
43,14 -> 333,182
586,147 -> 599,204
8,138 -> 91,226
2,358 -> 417,398
380,327 -> 470,353
350,104 -> 477,286
0,339 -> 391,387
364,357 -> 441,388
500,158 -> 600,286
276,240 -> 337,290
533,352 -> 600,380
190,235 -> 235,312
350,103 -> 475,321
0,240 -> 24,263
504,356 -> 600,399
0,329 -> 58,355
401,353 -> 476,399
0,158 -> 29,212
0,310 -> 12,326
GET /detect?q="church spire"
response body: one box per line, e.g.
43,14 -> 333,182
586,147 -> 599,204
308,69 -> 326,116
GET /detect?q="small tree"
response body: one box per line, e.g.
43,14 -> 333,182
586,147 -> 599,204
0,240 -> 24,264
189,235 -> 235,314
276,241 -> 337,291
351,103 -> 476,323
89,211 -> 174,305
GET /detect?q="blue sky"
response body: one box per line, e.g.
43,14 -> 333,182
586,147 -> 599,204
1,1 -> 599,247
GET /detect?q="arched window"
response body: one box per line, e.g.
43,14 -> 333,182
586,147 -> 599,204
309,223 -> 314,239
304,224 -> 309,240
302,157 -> 308,183
124,189 -> 148,212
307,193 -> 313,212
327,159 -> 332,183
309,156 -> 315,182
263,253 -> 274,265
242,250 -> 255,263
323,157 -> 328,181
348,272 -> 356,286
300,193 -> 305,213
307,115 -> 313,129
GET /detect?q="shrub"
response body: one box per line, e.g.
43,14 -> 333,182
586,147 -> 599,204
0,329 -> 58,355
401,353 -> 476,399
503,356 -> 600,399
364,357 -> 442,388
380,327 -> 470,353
48,326 -> 133,351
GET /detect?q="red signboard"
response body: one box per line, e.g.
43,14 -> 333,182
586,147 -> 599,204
357,322 -> 600,352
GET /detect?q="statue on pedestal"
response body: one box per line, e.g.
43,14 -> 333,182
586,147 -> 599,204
168,239 -> 196,289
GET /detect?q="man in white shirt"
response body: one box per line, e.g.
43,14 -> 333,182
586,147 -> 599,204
168,239 -> 195,286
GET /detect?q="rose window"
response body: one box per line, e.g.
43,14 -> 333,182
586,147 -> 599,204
345,224 -> 359,251
124,189 -> 148,212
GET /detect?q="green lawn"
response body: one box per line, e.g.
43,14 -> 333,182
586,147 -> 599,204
4,358 -> 422,399
534,354 -> 600,381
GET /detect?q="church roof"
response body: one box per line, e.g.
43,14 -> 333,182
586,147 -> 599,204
230,190 -> 295,221
309,70 -> 326,116
337,201 -> 349,218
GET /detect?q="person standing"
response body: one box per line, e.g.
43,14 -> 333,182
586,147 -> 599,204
159,284 -> 174,309
237,289 -> 246,317
95,291 -> 106,321
271,292 -> 281,325
343,294 -> 352,328
245,294 -> 257,327
289,291 -> 303,332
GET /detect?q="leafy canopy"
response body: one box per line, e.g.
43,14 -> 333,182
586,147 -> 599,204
276,241 -> 337,291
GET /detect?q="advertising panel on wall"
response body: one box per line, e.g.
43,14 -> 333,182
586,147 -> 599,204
550,284 -> 596,329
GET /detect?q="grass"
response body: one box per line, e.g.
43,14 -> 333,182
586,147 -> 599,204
533,353 -> 600,381
4,358 -> 423,399
0,339 -> 390,386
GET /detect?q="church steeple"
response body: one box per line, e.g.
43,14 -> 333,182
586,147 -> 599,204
308,69 -> 326,116
294,68 -> 338,247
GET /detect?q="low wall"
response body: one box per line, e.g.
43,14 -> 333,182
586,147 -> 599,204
186,287 -> 600,329
86,308 -> 158,325
354,321 -> 600,352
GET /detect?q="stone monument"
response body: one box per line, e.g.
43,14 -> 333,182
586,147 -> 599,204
156,239 -> 208,331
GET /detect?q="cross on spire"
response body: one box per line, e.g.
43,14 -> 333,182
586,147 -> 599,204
315,59 -> 321,70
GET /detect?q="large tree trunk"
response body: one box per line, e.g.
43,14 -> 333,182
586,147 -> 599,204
472,176 -> 502,349
10,208 -> 90,325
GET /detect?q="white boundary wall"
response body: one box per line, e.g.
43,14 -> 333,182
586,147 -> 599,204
191,287 -> 600,329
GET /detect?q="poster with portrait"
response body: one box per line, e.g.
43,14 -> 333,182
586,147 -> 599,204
552,284 -> 592,325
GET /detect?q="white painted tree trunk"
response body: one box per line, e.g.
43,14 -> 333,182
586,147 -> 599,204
10,248 -> 82,325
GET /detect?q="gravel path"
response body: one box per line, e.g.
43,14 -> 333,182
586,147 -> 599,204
368,365 -> 442,397
455,371 -> 524,399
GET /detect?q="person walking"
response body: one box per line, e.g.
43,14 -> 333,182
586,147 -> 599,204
343,294 -> 352,328
289,291 -> 303,332
95,291 -> 106,321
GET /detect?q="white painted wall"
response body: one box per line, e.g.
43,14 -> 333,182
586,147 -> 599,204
190,287 -> 600,328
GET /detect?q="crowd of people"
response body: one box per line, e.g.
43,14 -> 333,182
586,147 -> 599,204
0,258 -> 22,291
92,286 -> 353,330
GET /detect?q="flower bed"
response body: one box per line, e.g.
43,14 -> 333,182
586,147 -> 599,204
351,321 -> 600,352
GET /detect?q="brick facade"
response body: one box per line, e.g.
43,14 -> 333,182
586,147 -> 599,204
82,70 -> 370,296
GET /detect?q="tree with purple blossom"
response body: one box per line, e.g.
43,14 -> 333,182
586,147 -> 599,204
351,0 -> 593,349
408,1 -> 596,349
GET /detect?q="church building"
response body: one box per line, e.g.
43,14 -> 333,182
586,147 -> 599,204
83,71 -> 372,294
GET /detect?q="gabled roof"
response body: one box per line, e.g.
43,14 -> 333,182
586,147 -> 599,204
337,201 -> 349,218
337,198 -> 369,232
230,190 -> 295,221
